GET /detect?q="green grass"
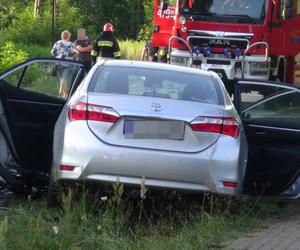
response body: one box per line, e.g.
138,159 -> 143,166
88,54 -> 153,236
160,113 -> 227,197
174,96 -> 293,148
14,40 -> 144,61
0,188 -> 282,250
119,40 -> 145,60
15,43 -> 52,58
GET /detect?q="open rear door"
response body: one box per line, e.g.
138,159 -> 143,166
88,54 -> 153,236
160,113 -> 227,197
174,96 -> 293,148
0,59 -> 84,187
234,80 -> 300,195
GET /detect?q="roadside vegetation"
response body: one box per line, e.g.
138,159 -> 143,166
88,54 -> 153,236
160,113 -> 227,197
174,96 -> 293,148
0,183 -> 282,250
0,40 -> 145,73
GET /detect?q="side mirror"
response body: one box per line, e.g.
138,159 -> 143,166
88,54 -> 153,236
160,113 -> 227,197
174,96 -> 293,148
161,0 -> 168,11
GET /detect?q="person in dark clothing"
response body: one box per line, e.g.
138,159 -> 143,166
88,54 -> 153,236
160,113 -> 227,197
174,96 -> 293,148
91,23 -> 121,62
74,28 -> 93,73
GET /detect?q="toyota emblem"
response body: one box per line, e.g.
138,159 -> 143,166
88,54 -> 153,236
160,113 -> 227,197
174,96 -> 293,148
151,103 -> 162,112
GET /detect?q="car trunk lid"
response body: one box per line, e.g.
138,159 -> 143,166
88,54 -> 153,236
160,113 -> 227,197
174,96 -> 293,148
84,93 -> 225,153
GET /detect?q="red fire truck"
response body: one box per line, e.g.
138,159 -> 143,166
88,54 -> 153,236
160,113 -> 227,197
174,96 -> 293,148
143,0 -> 300,86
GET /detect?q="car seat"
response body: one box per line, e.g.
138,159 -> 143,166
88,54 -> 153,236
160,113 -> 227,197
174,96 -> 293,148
105,72 -> 129,94
182,84 -> 205,102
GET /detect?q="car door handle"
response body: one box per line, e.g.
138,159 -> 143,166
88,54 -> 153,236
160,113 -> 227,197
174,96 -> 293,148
47,106 -> 60,112
253,128 -> 266,136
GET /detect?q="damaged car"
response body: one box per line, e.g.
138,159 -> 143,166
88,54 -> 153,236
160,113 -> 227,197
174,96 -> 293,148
0,59 -> 299,204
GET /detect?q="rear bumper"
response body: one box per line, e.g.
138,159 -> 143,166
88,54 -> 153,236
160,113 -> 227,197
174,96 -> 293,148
52,121 -> 247,197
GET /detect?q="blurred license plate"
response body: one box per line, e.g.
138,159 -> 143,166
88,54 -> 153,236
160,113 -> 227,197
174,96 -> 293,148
123,120 -> 184,140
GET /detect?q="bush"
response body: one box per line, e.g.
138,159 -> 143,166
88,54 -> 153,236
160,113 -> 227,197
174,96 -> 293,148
15,44 -> 51,59
0,42 -> 28,73
119,40 -> 145,60
4,8 -> 51,46
0,40 -> 143,74
4,1 -> 84,47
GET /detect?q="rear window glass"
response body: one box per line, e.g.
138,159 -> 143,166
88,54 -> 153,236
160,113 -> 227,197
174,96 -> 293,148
88,66 -> 223,105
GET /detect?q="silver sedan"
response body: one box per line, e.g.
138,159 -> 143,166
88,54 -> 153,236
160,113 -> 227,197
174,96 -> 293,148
0,59 -> 299,203
50,59 -> 248,200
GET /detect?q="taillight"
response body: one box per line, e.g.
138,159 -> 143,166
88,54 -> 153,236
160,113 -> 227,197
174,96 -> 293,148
59,165 -> 75,171
68,102 -> 86,121
222,181 -> 237,188
190,116 -> 239,138
68,101 -> 119,123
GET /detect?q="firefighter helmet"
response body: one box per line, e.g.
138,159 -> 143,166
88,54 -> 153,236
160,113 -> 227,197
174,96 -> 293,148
103,23 -> 114,32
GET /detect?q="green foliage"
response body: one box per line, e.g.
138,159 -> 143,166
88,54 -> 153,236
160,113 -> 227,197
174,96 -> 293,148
137,0 -> 154,41
55,0 -> 84,41
137,24 -> 153,41
70,0 -> 147,39
14,43 -> 52,58
4,7 -> 51,45
10,41 -> 144,61
0,0 -> 31,30
4,1 -> 84,46
119,40 -> 145,60
0,192 -> 282,250
1,0 -> 154,44
0,216 -> 8,249
0,42 -> 28,73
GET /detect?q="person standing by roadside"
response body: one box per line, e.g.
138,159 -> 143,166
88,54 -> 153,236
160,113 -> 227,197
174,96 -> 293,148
74,28 -> 93,73
91,23 -> 121,63
51,30 -> 78,97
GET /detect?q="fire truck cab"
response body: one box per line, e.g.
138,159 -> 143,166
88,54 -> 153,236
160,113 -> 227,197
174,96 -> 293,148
147,0 -> 300,86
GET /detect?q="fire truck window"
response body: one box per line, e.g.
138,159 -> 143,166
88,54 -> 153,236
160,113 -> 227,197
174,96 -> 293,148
278,0 -> 295,18
159,0 -> 176,7
169,0 -> 176,6
297,0 -> 300,14
277,0 -> 284,18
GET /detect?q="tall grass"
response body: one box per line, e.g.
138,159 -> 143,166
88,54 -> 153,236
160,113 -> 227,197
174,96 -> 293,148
14,40 -> 144,61
119,40 -> 145,60
15,43 -> 52,58
0,185 -> 282,250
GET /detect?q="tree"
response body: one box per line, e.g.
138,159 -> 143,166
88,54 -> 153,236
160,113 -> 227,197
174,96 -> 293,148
34,0 -> 41,17
1,0 -> 155,43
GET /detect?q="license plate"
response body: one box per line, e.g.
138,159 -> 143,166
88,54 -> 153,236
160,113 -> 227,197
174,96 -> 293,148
123,120 -> 184,140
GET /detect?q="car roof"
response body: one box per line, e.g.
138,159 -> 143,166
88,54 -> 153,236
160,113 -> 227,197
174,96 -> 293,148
96,59 -> 214,77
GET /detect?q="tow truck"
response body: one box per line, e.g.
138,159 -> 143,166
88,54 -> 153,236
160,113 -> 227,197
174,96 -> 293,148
142,0 -> 300,90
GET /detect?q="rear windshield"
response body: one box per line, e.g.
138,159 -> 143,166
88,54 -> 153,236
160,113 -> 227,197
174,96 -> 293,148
88,66 -> 223,105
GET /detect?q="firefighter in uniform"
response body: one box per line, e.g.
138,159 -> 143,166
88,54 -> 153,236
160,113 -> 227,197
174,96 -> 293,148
91,23 -> 121,62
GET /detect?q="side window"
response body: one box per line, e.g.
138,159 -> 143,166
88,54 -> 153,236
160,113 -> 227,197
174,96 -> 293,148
239,83 -> 300,119
159,0 -> 176,6
1,69 -> 23,87
169,0 -> 176,6
2,61 -> 82,98
239,83 -> 286,111
297,0 -> 300,14
277,0 -> 285,18
243,91 -> 300,119
277,0 -> 295,18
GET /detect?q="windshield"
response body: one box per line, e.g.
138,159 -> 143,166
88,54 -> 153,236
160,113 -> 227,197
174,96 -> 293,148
180,0 -> 267,24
